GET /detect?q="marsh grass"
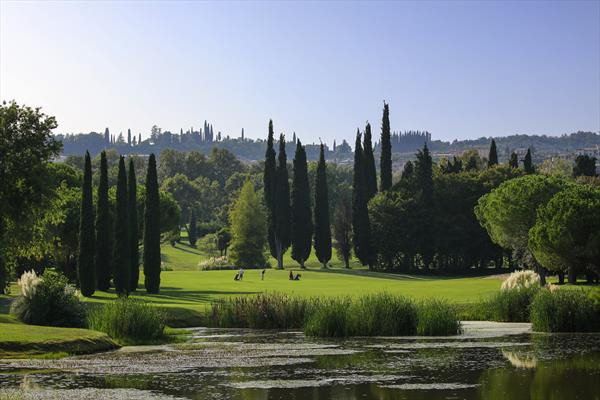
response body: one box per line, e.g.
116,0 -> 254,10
483,286 -> 539,322
417,299 -> 461,336
350,293 -> 418,336
87,298 -> 166,345
531,289 -> 600,332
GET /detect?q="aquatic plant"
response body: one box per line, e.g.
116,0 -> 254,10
531,288 -> 600,332
87,298 -> 166,344
417,299 -> 461,336
304,297 -> 352,337
351,293 -> 418,336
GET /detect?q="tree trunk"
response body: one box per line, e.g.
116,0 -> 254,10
558,271 -> 564,284
344,257 -> 350,269
276,241 -> 283,270
300,260 -> 305,270
568,266 -> 576,284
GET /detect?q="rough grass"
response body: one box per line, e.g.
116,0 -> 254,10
531,289 -> 600,332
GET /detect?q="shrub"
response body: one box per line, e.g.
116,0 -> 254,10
304,298 -> 351,338
351,293 -> 417,336
484,286 -> 539,322
88,298 -> 166,344
531,288 -> 600,332
209,293 -> 310,329
501,270 -> 540,291
417,299 -> 461,336
11,269 -> 86,327
197,256 -> 231,271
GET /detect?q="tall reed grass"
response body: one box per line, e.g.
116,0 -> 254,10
483,286 -> 539,322
87,298 -> 166,344
417,299 -> 461,336
531,289 -> 600,332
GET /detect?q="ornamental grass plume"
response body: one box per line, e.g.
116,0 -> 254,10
501,270 -> 540,291
17,270 -> 42,299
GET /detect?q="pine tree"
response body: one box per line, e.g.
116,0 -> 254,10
144,153 -> 161,293
363,122 -> 377,201
352,131 -> 374,268
128,158 -> 139,292
113,156 -> 130,296
78,151 -> 95,297
380,102 -> 392,191
291,140 -> 313,268
509,152 -> 519,168
524,148 -> 535,174
274,134 -> 291,269
264,120 -> 278,259
416,144 -> 434,205
488,139 -> 498,167
188,209 -> 197,247
127,128 -> 131,146
95,150 -> 112,291
314,144 -> 332,268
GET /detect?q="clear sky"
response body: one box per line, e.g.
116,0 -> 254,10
1,1 -> 599,144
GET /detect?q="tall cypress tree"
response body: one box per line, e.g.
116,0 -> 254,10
114,156 -> 130,296
291,140 -> 313,268
380,102 -> 392,191
144,153 -> 161,293
314,144 -> 332,268
524,148 -> 535,174
274,134 -> 291,269
95,150 -> 112,291
488,139 -> 498,167
188,209 -> 197,247
128,158 -> 139,292
509,152 -> 519,168
264,120 -> 277,259
415,144 -> 435,269
363,122 -> 377,201
352,131 -> 374,268
78,151 -> 95,297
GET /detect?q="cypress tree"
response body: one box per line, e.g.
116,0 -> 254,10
524,148 -> 535,174
509,152 -> 519,168
291,140 -> 313,269
363,122 -> 377,201
314,144 -> 332,268
188,209 -> 197,247
352,131 -> 374,268
380,102 -> 392,191
264,120 -> 277,259
415,144 -> 435,268
128,158 -> 139,292
274,134 -> 291,269
144,153 -> 161,293
95,150 -> 112,291
113,156 -> 130,296
78,151 -> 95,297
488,139 -> 498,167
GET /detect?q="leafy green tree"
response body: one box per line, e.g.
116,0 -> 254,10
475,175 -> 569,285
77,151 -> 95,297
188,209 -> 198,247
314,144 -> 332,268
263,120 -> 277,259
573,155 -> 597,177
488,139 -> 498,167
113,156 -> 130,296
523,148 -> 535,174
128,158 -> 139,291
95,151 -> 112,291
216,227 -> 231,256
274,134 -> 291,269
363,123 -> 377,201
352,131 -> 374,268
380,102 -> 392,191
333,193 -> 352,268
530,185 -> 600,283
291,140 -> 313,268
228,180 -> 268,267
509,152 -> 519,168
144,153 -> 161,293
0,101 -> 61,292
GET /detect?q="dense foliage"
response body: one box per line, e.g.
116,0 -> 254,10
313,144 -> 332,268
78,152 -> 95,297
143,154 -> 161,293
290,141 -> 313,268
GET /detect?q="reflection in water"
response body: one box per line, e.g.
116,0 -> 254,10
0,325 -> 599,400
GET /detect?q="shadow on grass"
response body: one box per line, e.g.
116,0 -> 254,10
304,267 -> 493,281
89,288 -> 260,304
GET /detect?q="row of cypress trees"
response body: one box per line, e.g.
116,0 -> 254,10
77,151 -> 161,296
264,121 -> 332,269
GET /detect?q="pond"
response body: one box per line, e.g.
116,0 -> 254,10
1,321 -> 599,399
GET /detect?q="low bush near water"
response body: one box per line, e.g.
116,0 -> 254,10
10,270 -> 86,328
87,298 -> 166,344
531,289 -> 600,332
484,286 -> 539,322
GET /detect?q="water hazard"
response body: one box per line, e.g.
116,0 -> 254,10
1,321 -> 599,399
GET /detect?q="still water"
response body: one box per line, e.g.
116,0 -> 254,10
1,322 -> 599,400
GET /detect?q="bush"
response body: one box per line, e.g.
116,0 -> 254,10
87,298 -> 166,344
304,298 -> 351,338
531,289 -> 600,332
209,293 -> 310,330
10,269 -> 86,328
417,299 -> 461,336
484,286 -> 539,322
351,293 -> 418,336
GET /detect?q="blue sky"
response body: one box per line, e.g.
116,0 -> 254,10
1,1 -> 598,145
